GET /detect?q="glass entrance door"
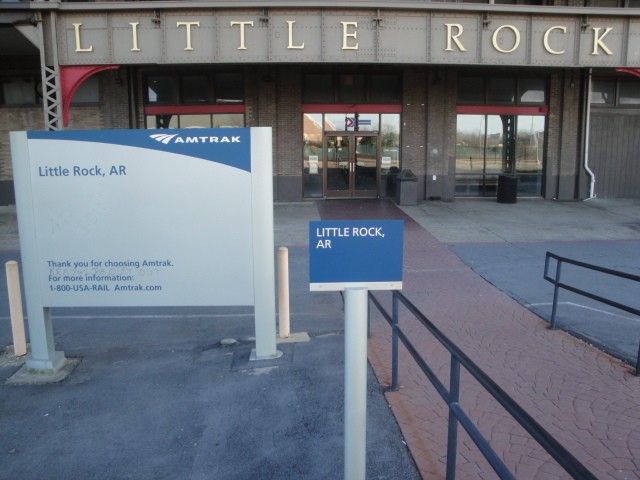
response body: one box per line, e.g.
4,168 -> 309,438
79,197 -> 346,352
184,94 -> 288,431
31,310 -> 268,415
324,134 -> 379,198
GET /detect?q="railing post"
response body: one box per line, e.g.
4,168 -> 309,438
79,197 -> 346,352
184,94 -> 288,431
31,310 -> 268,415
367,293 -> 371,338
636,341 -> 640,377
549,259 -> 563,330
278,247 -> 290,339
389,291 -> 399,392
446,357 -> 461,480
5,261 -> 28,357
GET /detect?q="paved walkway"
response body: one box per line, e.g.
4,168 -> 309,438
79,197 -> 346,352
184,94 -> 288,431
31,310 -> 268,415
3,198 -> 640,479
317,199 -> 640,480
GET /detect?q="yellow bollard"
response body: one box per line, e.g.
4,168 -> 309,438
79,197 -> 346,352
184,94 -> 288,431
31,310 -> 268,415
5,261 -> 27,357
278,247 -> 290,338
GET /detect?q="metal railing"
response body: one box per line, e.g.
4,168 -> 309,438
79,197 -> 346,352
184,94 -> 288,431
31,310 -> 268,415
368,289 -> 598,480
544,251 -> 640,376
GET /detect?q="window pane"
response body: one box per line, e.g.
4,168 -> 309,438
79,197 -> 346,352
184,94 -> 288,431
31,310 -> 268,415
2,78 -> 36,105
515,115 -> 544,195
485,115 -> 505,175
325,113 -> 347,132
619,82 -> 640,105
456,115 -> 485,173
146,114 -> 178,129
370,74 -> 401,103
211,113 -> 244,128
147,75 -> 175,103
338,74 -> 366,103
458,77 -> 484,104
488,78 -> 516,103
304,74 -> 333,103
179,114 -> 211,128
72,75 -> 100,104
380,114 -> 400,198
303,113 -> 324,198
355,113 -> 379,132
496,0 -> 545,4
181,75 -> 209,103
515,116 -> 544,175
591,80 -> 615,104
215,73 -> 244,103
519,78 -> 546,104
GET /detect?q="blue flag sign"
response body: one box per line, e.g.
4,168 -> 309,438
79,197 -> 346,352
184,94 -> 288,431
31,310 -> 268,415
309,220 -> 404,291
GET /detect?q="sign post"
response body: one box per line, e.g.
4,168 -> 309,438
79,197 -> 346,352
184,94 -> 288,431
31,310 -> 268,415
343,286 -> 369,480
309,220 -> 403,480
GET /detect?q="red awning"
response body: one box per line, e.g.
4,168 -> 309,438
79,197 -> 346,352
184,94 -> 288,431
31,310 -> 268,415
60,65 -> 120,127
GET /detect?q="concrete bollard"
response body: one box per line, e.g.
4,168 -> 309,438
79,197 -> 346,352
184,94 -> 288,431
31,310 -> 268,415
278,247 -> 290,338
5,261 -> 27,357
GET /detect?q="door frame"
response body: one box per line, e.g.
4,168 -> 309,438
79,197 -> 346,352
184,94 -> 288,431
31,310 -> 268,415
323,132 -> 380,199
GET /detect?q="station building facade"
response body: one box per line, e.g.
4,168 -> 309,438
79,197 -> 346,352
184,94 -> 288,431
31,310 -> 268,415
1,0 -> 640,205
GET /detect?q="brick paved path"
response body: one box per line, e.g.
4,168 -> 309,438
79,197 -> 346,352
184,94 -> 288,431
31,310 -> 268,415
318,200 -> 640,480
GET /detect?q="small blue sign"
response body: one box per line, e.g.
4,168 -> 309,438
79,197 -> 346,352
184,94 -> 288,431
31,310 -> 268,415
309,220 -> 403,291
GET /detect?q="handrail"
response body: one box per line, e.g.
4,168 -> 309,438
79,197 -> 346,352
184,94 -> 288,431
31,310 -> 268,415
543,251 -> 640,375
368,289 -> 598,480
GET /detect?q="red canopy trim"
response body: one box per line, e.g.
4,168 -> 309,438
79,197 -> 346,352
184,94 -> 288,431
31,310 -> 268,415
615,68 -> 640,79
60,65 -> 120,127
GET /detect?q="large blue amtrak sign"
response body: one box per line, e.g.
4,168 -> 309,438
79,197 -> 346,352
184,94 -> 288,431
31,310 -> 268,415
309,220 -> 404,291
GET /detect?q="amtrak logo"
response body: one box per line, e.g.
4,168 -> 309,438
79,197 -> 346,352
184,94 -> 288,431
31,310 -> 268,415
150,133 -> 178,144
150,133 -> 241,144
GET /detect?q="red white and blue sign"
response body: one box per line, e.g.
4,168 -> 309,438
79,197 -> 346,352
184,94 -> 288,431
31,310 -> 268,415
309,220 -> 403,291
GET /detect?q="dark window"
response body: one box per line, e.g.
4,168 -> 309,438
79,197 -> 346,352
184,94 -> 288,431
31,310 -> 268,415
145,72 -> 244,105
519,78 -> 546,104
338,74 -> 366,103
591,80 -> 615,105
1,77 -> 38,105
618,81 -> 640,105
215,73 -> 244,103
458,77 -> 485,103
488,78 -> 516,104
304,72 -> 401,104
458,75 -> 547,106
181,75 -> 208,103
370,74 -> 401,103
147,75 -> 175,103
304,74 -> 334,103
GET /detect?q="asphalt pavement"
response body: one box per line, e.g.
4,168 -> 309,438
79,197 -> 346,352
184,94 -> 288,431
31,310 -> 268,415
0,202 -> 419,480
2,197 -> 640,479
400,198 -> 640,366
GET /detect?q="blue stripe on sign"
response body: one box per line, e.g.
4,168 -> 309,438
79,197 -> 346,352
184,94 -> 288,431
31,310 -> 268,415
28,128 -> 252,172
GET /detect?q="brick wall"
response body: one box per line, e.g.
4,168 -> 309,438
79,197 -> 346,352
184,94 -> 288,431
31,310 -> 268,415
275,67 -> 302,178
546,70 -> 582,200
426,69 -> 458,201
0,107 -> 44,182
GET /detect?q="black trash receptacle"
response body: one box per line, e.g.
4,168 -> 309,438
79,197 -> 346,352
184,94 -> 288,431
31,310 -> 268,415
497,175 -> 518,204
396,169 -> 418,206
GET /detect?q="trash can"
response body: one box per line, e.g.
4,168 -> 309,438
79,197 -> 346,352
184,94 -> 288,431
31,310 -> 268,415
396,169 -> 418,206
497,175 -> 518,204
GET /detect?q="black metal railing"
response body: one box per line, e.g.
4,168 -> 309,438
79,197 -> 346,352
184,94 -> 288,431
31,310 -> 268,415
544,251 -> 640,375
368,289 -> 598,480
